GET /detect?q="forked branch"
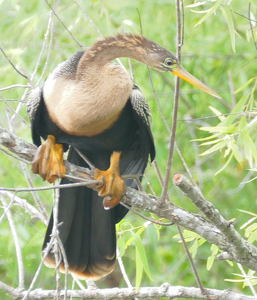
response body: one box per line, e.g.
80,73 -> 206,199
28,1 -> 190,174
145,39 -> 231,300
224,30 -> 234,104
1,126 -> 257,274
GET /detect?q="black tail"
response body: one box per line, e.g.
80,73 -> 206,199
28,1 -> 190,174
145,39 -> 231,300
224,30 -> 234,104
42,148 -> 127,279
42,140 -> 150,280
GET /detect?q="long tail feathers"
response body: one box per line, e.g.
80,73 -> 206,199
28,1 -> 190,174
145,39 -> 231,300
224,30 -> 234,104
42,145 -> 148,279
42,149 -> 117,280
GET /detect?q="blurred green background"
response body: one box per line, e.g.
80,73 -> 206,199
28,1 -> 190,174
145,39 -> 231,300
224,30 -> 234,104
0,0 -> 256,298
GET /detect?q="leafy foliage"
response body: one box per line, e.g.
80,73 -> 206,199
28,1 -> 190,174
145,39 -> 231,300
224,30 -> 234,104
0,0 -> 256,297
196,79 -> 257,175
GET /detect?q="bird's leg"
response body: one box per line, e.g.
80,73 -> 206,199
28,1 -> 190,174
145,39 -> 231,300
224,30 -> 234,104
32,135 -> 66,183
94,151 -> 125,209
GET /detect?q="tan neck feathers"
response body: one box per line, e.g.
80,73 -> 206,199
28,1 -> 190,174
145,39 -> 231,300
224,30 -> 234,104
77,34 -> 153,76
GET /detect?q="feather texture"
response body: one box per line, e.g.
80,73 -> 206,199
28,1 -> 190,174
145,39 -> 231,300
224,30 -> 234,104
29,42 -> 155,279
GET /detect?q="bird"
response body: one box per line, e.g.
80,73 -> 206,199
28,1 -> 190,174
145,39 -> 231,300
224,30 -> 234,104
27,33 -> 220,280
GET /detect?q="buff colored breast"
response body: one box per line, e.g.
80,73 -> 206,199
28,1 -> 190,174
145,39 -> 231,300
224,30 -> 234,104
43,64 -> 133,137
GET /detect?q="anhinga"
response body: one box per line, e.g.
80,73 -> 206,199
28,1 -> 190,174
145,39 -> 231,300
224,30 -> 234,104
27,34 -> 220,280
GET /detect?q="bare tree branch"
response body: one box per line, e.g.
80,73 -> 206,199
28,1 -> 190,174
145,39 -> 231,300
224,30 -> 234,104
0,191 -> 47,225
1,126 -> 257,274
173,174 -> 257,272
0,281 -> 255,299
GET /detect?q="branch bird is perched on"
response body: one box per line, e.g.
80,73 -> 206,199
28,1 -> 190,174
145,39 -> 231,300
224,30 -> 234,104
28,34 -> 220,280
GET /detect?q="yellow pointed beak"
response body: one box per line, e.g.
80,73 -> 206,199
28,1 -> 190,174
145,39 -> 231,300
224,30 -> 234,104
171,66 -> 221,99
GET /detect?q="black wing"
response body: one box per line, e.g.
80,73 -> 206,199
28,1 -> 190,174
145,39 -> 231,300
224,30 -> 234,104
130,85 -> 155,161
27,86 -> 43,146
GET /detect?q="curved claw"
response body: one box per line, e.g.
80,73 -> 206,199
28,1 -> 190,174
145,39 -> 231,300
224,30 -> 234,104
94,152 -> 125,209
32,135 -> 66,183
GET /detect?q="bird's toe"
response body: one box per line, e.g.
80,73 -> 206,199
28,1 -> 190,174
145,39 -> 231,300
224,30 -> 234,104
93,152 -> 125,208
32,135 -> 66,183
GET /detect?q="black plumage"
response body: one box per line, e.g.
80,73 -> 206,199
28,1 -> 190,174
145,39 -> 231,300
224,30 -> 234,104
28,33 -> 219,279
28,50 -> 155,279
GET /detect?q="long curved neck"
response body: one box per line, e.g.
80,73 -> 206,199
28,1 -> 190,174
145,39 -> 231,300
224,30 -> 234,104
77,34 -> 149,78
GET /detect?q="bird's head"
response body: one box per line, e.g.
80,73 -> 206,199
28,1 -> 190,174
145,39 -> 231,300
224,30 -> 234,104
143,39 -> 221,99
84,34 -> 221,99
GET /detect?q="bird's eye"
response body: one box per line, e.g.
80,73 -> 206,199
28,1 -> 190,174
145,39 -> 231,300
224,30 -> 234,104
163,58 -> 175,66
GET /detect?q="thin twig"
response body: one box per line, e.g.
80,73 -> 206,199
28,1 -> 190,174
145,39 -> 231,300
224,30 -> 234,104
117,248 -> 133,288
1,197 -> 25,289
72,0 -> 102,36
232,9 -> 257,23
0,179 -> 99,193
248,3 -> 257,51
0,191 -> 46,224
44,0 -> 83,48
0,146 -> 29,164
22,235 -> 56,300
0,84 -> 31,92
0,98 -> 24,102
175,144 -> 194,182
178,110 -> 257,122
74,147 -> 95,169
160,0 -> 183,204
0,194 -> 15,225
19,163 -> 48,221
121,202 -> 174,226
0,47 -> 30,81
163,1 -> 206,296
71,276 -> 87,290
177,225 -> 206,294
53,187 -> 61,300
35,9 -> 55,85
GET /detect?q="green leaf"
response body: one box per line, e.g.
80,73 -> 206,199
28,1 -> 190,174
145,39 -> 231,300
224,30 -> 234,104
194,0 -> 223,27
215,153 -> 233,175
133,232 -> 152,282
245,132 -> 257,167
229,142 -> 243,164
200,138 -> 225,146
225,95 -> 249,125
209,105 -> 226,121
135,246 -> 143,288
199,126 -> 232,133
190,238 -> 206,258
206,255 -> 215,271
238,209 -> 257,217
190,239 -> 199,258
117,236 -> 126,257
225,278 -> 246,283
200,140 -> 227,156
153,224 -> 160,240
192,135 -> 219,142
235,77 -> 257,94
221,6 -> 236,52
241,216 -> 257,230
206,244 -> 219,270
245,223 -> 257,242
226,260 -> 234,267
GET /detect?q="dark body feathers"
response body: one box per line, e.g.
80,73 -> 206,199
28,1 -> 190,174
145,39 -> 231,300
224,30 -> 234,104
29,50 -> 155,279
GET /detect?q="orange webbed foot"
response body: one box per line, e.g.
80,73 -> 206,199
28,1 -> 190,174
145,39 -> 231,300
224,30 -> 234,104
94,152 -> 125,209
32,135 -> 66,183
